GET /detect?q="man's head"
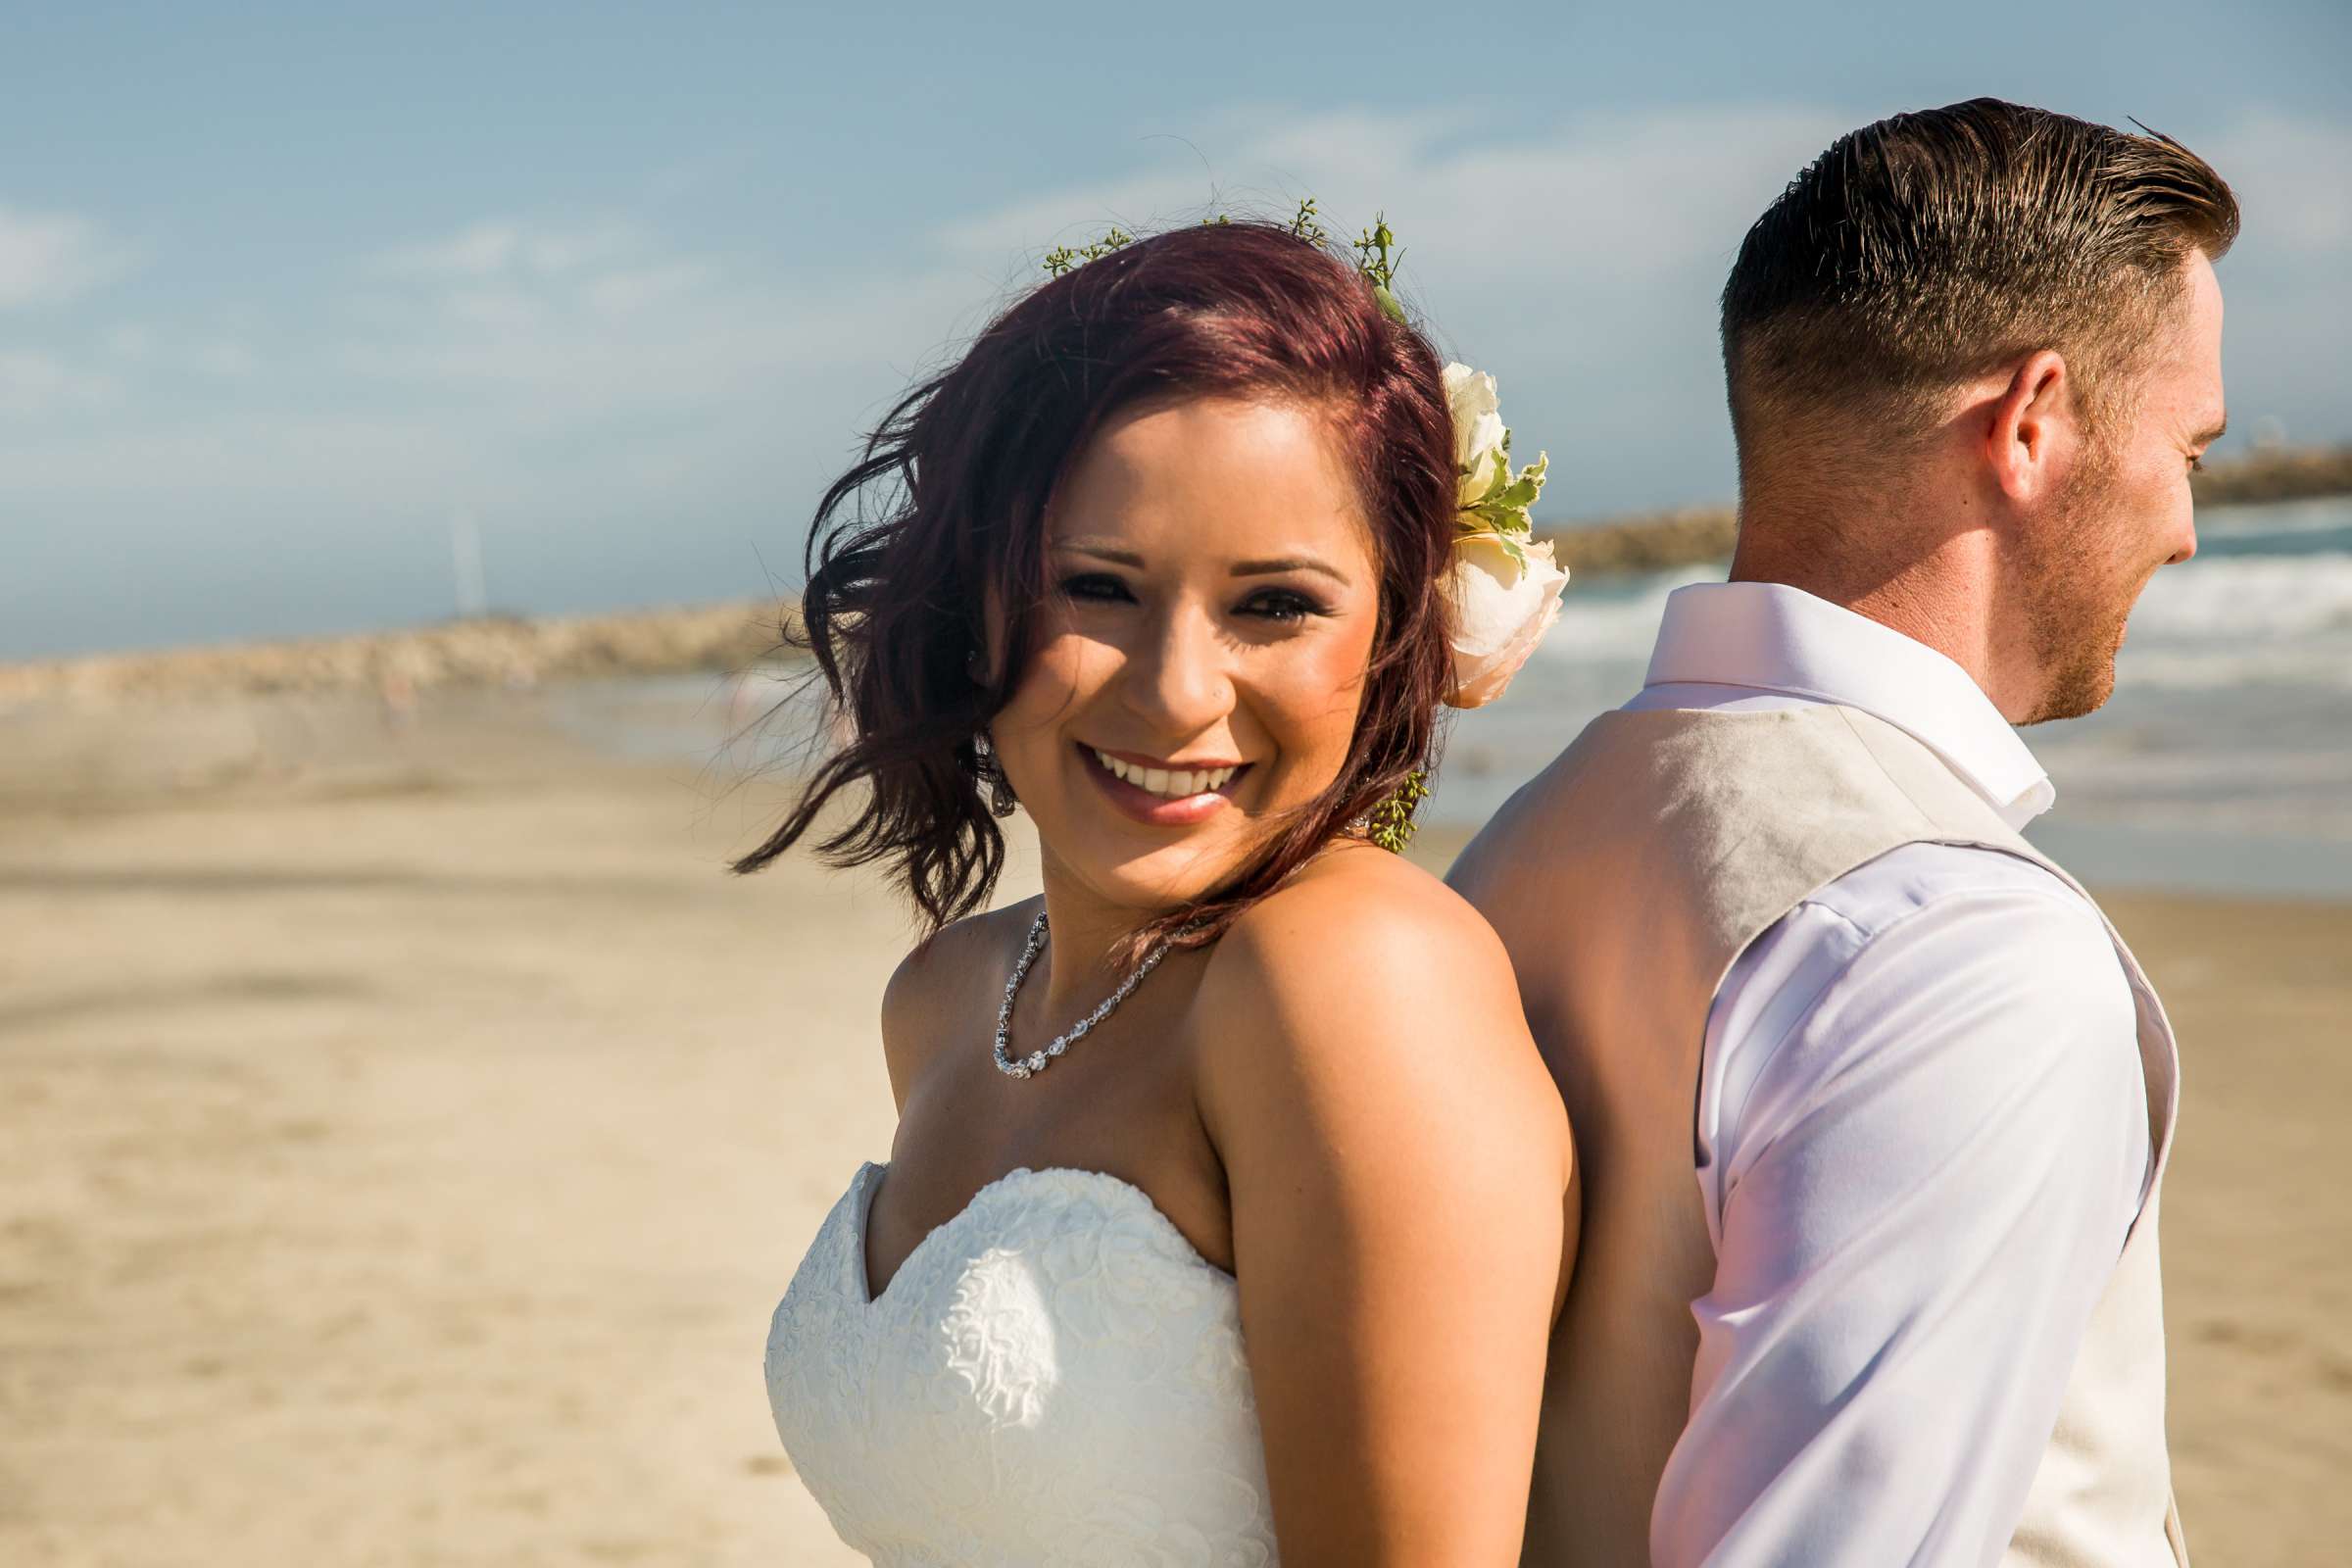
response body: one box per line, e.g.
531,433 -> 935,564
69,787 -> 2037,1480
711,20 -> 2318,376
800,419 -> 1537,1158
1721,98 -> 2237,722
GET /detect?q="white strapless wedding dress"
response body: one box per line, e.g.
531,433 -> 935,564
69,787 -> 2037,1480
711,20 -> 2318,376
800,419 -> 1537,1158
763,1161 -> 1280,1566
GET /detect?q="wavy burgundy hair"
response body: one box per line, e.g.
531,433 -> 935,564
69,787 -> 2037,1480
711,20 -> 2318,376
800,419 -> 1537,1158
734,218 -> 1459,954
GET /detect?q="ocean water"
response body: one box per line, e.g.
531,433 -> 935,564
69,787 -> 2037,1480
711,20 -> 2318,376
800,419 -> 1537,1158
561,496 -> 2352,901
1436,496 -> 2352,899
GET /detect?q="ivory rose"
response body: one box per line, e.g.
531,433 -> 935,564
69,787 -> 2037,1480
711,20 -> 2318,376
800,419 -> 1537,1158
1443,362 -> 1508,506
1445,531 -> 1569,709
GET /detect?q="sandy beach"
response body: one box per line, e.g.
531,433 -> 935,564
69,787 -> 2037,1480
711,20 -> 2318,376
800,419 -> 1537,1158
3,681 -> 2345,1565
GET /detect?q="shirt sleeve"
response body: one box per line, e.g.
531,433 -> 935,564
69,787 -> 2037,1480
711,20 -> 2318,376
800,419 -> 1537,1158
1650,848 -> 2152,1568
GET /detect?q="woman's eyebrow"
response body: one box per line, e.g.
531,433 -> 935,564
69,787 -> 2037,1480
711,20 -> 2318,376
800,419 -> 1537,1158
1231,556 -> 1349,585
1054,543 -> 1349,586
1056,543 -> 1147,567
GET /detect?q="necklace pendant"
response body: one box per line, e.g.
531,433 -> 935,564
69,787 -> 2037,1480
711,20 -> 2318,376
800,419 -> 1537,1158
992,910 -> 1179,1082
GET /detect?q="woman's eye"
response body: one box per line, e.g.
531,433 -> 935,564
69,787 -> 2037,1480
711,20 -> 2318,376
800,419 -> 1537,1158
1241,588 -> 1326,623
1058,573 -> 1133,604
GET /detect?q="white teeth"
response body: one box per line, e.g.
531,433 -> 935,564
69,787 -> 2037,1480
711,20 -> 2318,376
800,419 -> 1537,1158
1091,750 -> 1240,799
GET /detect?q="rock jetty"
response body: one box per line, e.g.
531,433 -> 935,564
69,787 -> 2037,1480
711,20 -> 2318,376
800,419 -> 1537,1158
2188,443 -> 2352,506
0,601 -> 799,707
1535,443 -> 2352,575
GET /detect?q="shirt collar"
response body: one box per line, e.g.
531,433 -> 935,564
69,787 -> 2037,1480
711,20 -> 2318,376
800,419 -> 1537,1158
1642,581 -> 2055,829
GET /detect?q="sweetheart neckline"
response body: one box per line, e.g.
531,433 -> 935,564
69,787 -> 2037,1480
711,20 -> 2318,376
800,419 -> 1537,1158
851,1160 -> 1238,1308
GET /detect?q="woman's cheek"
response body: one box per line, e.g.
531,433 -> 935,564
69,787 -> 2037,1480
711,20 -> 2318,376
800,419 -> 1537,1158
1260,633 -> 1375,777
989,640 -> 1085,784
1008,633 -> 1105,718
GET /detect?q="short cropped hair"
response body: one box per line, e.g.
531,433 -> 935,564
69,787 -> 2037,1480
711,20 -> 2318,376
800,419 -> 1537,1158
1722,97 -> 2238,460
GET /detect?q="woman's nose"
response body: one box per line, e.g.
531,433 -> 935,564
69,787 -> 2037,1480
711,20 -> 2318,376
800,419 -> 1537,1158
1118,604 -> 1233,736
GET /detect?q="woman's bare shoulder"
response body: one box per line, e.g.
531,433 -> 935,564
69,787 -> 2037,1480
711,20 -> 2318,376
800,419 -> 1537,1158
1191,844 -> 1552,1124
1204,845 -> 1520,1012
878,898 -> 1039,1098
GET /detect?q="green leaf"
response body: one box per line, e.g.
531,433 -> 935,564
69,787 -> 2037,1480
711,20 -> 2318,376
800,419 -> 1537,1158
1489,472 -> 1542,512
1467,499 -> 1532,536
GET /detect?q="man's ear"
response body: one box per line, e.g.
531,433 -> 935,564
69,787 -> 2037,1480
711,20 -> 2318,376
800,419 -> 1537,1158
1984,350 -> 2075,504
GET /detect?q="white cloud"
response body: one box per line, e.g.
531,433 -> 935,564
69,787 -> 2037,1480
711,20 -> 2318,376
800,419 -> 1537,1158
2179,114 -> 2352,454
936,105 -> 1473,259
332,213 -> 965,426
580,259 -> 721,317
2202,114 -> 2352,258
187,336 -> 259,378
0,350 -> 122,414
349,217 -> 742,384
92,322 -> 258,379
373,219 -> 525,278
371,217 -> 642,280
0,204 -> 132,310
943,104 -> 1840,281
936,104 -> 1848,514
102,321 -> 153,360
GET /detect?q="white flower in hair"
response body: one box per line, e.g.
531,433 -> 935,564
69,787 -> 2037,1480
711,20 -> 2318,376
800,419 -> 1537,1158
1446,364 -> 1509,504
1439,362 -> 1565,709
1448,531 -> 1568,708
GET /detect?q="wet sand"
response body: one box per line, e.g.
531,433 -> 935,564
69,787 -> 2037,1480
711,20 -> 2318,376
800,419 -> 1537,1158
1,685 -> 2343,1564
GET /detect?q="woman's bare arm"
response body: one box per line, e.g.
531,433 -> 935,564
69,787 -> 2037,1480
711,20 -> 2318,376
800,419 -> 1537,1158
1196,858 -> 1575,1567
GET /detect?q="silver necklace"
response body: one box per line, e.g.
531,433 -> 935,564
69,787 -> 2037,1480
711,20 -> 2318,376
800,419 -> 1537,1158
993,910 -> 1176,1080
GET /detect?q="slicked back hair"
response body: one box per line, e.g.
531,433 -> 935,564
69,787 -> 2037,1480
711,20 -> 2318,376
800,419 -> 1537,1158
1722,98 -> 2237,472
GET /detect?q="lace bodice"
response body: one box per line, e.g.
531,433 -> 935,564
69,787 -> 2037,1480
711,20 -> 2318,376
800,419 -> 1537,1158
763,1162 -> 1279,1567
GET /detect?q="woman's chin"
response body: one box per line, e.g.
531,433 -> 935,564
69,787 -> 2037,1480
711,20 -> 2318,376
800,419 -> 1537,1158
1016,751 -> 1319,915
1039,819 -> 1258,917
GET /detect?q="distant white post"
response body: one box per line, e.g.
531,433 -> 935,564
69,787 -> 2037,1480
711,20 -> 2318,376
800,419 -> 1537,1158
451,507 -> 487,618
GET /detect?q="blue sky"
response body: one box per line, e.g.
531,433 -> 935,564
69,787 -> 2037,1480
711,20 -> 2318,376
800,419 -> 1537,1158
5,0 -> 2348,659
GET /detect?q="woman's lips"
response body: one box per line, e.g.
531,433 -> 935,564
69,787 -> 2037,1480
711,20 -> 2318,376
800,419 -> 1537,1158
1077,743 -> 1250,827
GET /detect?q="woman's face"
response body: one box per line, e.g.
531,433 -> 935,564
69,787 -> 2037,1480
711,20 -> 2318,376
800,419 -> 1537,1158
989,396 -> 1383,917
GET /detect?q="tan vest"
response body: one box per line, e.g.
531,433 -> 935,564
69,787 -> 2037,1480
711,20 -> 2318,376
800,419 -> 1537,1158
1450,706 -> 2186,1567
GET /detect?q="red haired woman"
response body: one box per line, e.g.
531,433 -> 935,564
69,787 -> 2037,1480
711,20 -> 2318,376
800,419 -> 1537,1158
755,216 -> 1576,1565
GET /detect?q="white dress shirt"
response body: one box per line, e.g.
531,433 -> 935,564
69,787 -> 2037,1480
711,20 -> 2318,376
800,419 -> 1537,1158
1625,583 -> 2153,1568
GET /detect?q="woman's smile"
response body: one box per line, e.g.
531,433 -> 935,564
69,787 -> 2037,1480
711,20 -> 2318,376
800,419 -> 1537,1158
1078,742 -> 1254,827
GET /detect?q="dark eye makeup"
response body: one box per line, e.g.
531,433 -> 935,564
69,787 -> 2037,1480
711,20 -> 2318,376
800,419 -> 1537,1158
1054,572 -> 1332,624
1057,572 -> 1134,604
1239,587 -> 1329,623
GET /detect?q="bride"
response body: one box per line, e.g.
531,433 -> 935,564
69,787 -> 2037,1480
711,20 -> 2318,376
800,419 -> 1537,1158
747,211 -> 1578,1565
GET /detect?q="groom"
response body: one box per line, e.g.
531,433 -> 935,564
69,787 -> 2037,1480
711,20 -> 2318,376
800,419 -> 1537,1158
1452,99 -> 2236,1566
